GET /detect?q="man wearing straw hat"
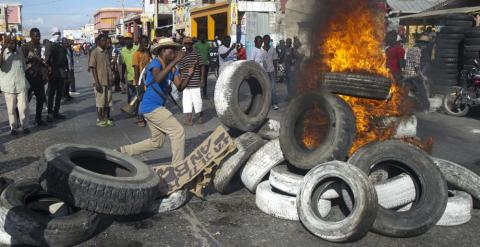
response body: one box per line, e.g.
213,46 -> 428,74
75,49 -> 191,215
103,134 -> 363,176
120,38 -> 194,167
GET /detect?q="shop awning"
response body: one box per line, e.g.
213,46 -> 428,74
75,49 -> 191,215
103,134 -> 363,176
387,0 -> 445,14
399,6 -> 480,25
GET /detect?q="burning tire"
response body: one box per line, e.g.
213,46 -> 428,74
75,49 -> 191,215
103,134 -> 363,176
279,91 -> 355,170
437,190 -> 473,226
214,61 -> 272,132
0,179 -> 101,246
39,144 -> 160,215
432,158 -> 480,207
297,161 -> 378,243
348,140 -> 448,238
214,132 -> 266,193
322,73 -> 392,100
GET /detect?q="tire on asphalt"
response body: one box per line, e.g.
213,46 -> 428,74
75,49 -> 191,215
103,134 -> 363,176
322,73 -> 392,100
268,164 -> 341,199
297,161 -> 378,243
213,132 -> 266,193
241,139 -> 285,192
437,190 -> 473,226
256,181 -> 332,221
39,143 -> 160,215
279,91 -> 356,170
256,119 -> 281,140
348,140 -> 448,238
214,60 -> 272,132
0,179 -> 101,247
145,190 -> 192,214
432,157 -> 480,207
375,174 -> 416,209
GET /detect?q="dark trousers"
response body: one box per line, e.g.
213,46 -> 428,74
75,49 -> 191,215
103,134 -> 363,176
64,71 -> 74,97
69,70 -> 76,92
401,76 -> 430,112
28,81 -> 46,122
48,77 -> 64,114
202,65 -> 209,97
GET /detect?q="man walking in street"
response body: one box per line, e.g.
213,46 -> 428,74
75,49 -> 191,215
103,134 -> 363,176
89,34 -> 113,127
132,35 -> 151,127
194,33 -> 210,99
218,36 -> 237,75
263,35 -> 279,110
22,28 -> 47,126
179,36 -> 205,125
0,35 -> 30,135
120,33 -> 138,103
120,38 -> 193,168
46,28 -> 68,122
63,38 -> 75,101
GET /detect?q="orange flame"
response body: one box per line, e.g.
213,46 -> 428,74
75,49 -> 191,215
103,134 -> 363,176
300,1 -> 419,154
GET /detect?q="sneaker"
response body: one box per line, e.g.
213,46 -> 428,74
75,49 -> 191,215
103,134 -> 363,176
70,91 -> 80,95
10,130 -> 18,136
106,120 -> 115,127
23,128 -> 31,135
273,104 -> 279,110
96,121 -> 108,127
54,113 -> 66,120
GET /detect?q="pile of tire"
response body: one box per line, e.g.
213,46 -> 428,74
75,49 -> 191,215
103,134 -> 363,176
463,26 -> 480,72
0,144 -> 189,246
431,14 -> 474,89
213,61 -> 478,242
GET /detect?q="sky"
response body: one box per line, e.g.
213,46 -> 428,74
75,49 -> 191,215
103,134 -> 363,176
0,0 -> 142,35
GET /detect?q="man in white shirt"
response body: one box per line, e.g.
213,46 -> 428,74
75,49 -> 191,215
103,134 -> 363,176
218,36 -> 237,75
263,35 -> 279,110
249,36 -> 265,68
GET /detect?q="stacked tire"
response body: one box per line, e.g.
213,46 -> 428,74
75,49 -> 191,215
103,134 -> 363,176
0,144 -> 163,246
463,27 -> 480,72
432,14 -> 474,89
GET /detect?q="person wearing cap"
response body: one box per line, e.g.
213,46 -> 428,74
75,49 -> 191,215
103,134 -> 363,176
89,34 -> 113,127
120,32 -> 138,103
120,38 -> 194,168
0,35 -> 30,135
179,36 -> 205,125
46,28 -> 68,121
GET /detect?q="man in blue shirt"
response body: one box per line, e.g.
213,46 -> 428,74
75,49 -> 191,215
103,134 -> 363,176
120,38 -> 193,167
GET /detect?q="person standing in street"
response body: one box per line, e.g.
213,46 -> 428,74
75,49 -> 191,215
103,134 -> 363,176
89,34 -> 113,127
46,28 -> 68,122
386,31 -> 405,82
218,36 -> 237,75
22,28 -> 47,126
283,37 -> 302,100
237,43 -> 247,60
0,35 -> 30,135
193,34 -> 210,99
120,33 -> 138,104
179,36 -> 205,125
120,38 -> 192,168
132,35 -> 151,127
249,36 -> 265,68
63,38 -> 75,101
111,39 -> 122,92
263,35 -> 279,110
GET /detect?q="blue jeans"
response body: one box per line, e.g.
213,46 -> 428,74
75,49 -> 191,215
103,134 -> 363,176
127,82 -> 135,103
268,72 -> 277,105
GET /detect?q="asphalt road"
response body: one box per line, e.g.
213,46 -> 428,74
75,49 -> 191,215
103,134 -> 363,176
0,56 -> 480,247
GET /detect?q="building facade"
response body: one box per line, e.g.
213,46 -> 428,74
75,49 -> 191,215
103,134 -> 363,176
142,0 -> 175,39
82,23 -> 95,43
94,7 -> 142,36
0,4 -> 23,36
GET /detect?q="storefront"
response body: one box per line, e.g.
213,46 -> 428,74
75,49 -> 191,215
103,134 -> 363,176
190,2 -> 234,40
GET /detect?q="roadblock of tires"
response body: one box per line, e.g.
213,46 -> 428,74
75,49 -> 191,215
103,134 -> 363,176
0,144 -> 191,246
214,61 -> 479,242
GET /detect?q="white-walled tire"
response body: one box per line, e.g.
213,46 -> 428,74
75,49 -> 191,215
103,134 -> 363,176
297,161 -> 378,243
213,133 -> 266,193
257,119 -> 281,140
241,139 -> 284,193
437,191 -> 473,226
144,190 -> 191,214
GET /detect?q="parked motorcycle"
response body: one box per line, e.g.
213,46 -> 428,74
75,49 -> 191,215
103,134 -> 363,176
443,59 -> 480,117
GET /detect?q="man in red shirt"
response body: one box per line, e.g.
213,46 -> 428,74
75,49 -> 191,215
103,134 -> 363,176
386,38 -> 405,82
237,43 -> 246,60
